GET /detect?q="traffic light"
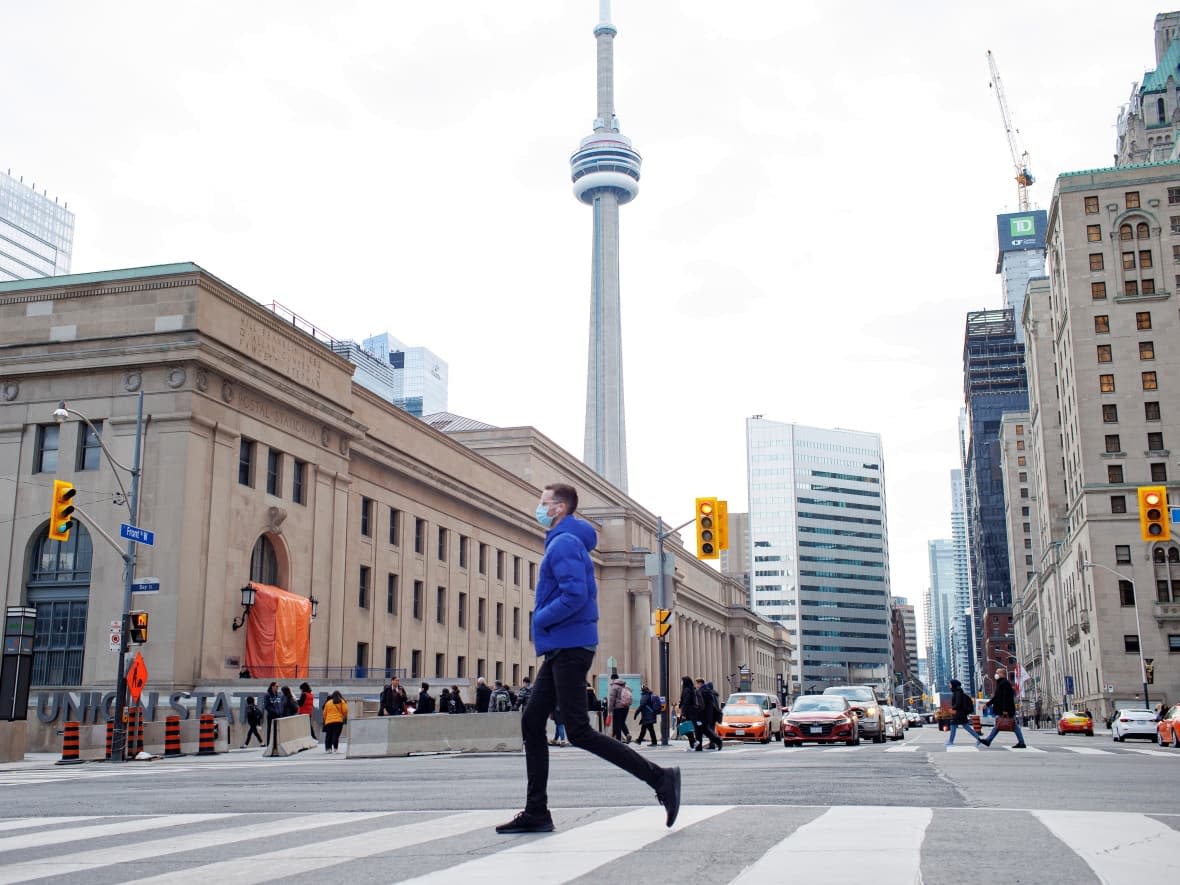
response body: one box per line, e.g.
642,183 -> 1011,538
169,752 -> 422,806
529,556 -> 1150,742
715,500 -> 729,551
48,480 -> 77,542
695,497 -> 719,559
1145,658 -> 1155,684
128,611 -> 149,644
1138,486 -> 1171,542
654,609 -> 672,639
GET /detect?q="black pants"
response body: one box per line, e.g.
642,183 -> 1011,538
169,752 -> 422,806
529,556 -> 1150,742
611,706 -> 631,741
242,723 -> 263,746
265,713 -> 279,747
522,648 -> 664,816
637,722 -> 657,745
324,722 -> 344,751
694,719 -> 721,749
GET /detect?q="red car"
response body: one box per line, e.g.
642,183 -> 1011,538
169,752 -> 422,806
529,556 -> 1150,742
1158,705 -> 1180,748
782,695 -> 859,747
1057,710 -> 1094,736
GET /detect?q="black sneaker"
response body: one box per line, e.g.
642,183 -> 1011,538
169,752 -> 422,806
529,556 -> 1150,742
495,810 -> 555,834
655,766 -> 682,828
1013,742 -> 1027,749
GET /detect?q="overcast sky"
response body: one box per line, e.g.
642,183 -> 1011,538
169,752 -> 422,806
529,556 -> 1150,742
4,1 -> 1170,654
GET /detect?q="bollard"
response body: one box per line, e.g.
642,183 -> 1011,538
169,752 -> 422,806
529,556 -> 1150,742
133,707 -> 145,757
56,721 -> 83,765
198,713 -> 217,755
105,721 -> 114,761
164,715 -> 184,757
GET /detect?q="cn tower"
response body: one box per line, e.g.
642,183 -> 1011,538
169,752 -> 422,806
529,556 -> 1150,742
571,0 -> 641,493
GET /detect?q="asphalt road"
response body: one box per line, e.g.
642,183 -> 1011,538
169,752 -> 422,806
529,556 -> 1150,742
0,723 -> 1176,883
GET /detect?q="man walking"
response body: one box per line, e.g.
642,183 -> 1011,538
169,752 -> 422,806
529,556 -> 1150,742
379,676 -> 408,716
497,483 -> 681,834
262,682 -> 284,746
475,677 -> 492,713
694,679 -> 723,751
608,678 -> 633,742
980,668 -> 1027,748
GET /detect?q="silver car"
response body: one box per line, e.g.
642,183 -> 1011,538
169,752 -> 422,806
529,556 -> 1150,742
822,685 -> 886,743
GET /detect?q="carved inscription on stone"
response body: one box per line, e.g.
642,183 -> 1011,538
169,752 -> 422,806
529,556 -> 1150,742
238,388 -> 320,445
238,317 -> 322,390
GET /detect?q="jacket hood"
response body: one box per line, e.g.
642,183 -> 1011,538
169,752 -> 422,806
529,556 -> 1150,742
613,678 -> 627,685
547,514 -> 598,552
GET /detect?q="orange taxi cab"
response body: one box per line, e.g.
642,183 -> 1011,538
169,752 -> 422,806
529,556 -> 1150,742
1057,710 -> 1094,736
1157,704 -> 1180,748
717,692 -> 782,743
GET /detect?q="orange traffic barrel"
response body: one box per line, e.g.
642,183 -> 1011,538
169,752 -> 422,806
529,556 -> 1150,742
198,713 -> 217,755
56,721 -> 83,765
105,721 -> 114,761
164,715 -> 184,756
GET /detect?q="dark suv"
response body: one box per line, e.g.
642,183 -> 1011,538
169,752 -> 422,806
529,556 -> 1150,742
822,685 -> 886,743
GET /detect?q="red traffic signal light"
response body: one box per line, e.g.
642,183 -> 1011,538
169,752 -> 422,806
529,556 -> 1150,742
1138,486 -> 1171,542
696,497 -> 719,560
48,480 -> 77,542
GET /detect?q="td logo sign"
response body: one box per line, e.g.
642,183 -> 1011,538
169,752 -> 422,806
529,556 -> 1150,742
1009,216 -> 1036,237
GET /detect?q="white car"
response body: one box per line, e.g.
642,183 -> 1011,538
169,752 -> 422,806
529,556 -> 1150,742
1111,709 -> 1159,742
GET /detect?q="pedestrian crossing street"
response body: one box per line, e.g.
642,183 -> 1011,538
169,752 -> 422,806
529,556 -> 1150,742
0,804 -> 1177,883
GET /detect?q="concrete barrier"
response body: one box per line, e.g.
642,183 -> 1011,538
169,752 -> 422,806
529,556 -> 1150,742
347,712 -> 522,758
263,714 -> 319,757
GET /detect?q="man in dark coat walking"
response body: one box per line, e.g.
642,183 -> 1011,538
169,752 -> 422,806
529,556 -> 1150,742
980,668 -> 1027,748
378,676 -> 408,716
945,679 -> 986,747
475,677 -> 492,713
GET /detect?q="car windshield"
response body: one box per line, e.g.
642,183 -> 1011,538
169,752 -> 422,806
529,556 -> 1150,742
1120,711 -> 1154,719
724,705 -> 762,716
725,694 -> 766,707
792,697 -> 846,712
823,686 -> 874,702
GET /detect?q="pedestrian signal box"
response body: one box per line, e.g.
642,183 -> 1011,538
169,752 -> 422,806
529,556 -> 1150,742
1138,486 -> 1171,542
653,609 -> 672,639
695,497 -> 718,560
128,611 -> 149,644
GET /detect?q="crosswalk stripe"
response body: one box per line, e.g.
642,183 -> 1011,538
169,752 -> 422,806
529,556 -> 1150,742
0,812 -> 392,885
403,805 -> 729,884
0,816 -> 102,834
1119,747 -> 1173,757
998,744 -> 1046,752
1060,747 -> 1111,755
0,814 -> 235,854
884,744 -> 921,752
123,810 -> 509,885
1033,810 -> 1180,880
730,806 -> 931,882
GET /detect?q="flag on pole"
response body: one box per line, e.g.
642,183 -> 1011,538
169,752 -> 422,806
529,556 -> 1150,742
1011,662 -> 1026,695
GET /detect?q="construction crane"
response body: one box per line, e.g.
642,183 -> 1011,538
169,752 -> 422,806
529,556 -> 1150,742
987,49 -> 1034,211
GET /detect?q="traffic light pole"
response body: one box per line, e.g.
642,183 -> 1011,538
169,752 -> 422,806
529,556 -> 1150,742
655,515 -> 695,746
111,391 -> 144,763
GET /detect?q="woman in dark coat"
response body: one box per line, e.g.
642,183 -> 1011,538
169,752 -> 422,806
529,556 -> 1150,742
448,686 -> 466,713
280,685 -> 299,717
677,676 -> 699,750
415,682 -> 436,714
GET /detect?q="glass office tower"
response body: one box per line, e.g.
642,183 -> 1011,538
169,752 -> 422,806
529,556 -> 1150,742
0,170 -> 74,281
746,417 -> 892,695
362,332 -> 448,417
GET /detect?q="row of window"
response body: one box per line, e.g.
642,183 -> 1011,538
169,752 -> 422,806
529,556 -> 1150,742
33,422 -> 102,474
1124,634 -> 1180,653
355,565 -> 532,637
1083,191 -> 1154,215
1105,463 -> 1169,484
1095,341 -> 1157,362
1093,311 -> 1153,332
239,440 -> 307,504
1103,431 -> 1168,453
356,643 -> 536,683
357,498 -> 537,588
1097,372 -> 1160,393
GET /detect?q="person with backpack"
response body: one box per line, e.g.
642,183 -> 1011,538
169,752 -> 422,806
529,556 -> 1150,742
515,676 -> 533,712
448,685 -> 466,714
608,678 -> 633,742
946,678 -> 986,747
695,679 -> 723,751
321,691 -> 348,754
414,682 -> 436,714
263,682 -> 285,746
241,696 -> 265,748
490,681 -> 514,713
633,685 -> 661,747
677,676 -> 700,750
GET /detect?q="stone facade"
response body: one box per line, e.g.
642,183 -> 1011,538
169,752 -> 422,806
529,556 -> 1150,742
0,264 -> 791,745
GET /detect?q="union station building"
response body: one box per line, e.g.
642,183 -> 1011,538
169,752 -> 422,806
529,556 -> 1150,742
0,263 -> 791,728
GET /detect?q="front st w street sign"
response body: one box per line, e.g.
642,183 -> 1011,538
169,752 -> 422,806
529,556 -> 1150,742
119,523 -> 155,546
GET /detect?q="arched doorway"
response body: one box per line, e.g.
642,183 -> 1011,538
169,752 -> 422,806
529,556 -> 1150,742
26,524 -> 93,686
249,533 -> 289,587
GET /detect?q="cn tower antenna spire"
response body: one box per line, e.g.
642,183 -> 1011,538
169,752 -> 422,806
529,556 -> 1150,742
571,1 -> 640,492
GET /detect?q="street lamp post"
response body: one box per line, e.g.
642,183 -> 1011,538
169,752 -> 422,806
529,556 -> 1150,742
54,392 -> 144,763
1082,560 -> 1149,710
655,514 -> 695,746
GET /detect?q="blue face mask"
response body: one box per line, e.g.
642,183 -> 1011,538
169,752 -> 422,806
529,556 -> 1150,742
536,504 -> 554,528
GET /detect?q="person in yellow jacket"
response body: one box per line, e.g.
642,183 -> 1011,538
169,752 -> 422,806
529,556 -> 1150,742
322,690 -> 348,754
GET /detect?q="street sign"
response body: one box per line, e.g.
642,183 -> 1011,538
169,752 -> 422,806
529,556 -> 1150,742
1064,675 -> 1074,694
1171,506 -> 1180,524
109,630 -> 121,652
119,524 -> 155,546
131,578 -> 161,594
1105,684 -> 1115,693
643,553 -> 675,576
126,651 -> 148,703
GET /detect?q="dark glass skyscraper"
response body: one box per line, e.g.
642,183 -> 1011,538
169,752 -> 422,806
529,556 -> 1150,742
962,308 -> 1027,679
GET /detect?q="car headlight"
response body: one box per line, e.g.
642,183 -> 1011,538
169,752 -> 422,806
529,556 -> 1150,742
866,707 -> 879,718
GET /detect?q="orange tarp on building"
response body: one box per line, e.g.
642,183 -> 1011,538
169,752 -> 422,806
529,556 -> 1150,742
243,583 -> 311,678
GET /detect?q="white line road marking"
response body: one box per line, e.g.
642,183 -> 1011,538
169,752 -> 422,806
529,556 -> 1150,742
1034,810 -> 1180,881
0,814 -> 236,854
1060,747 -> 1112,755
403,806 -> 729,885
0,816 -> 102,833
730,806 -> 932,883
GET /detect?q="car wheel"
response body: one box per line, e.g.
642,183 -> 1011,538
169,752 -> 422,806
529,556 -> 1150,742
1057,727 -> 1063,735
1114,733 -> 1122,742
1086,730 -> 1093,737
874,733 -> 886,744
846,737 -> 859,746
760,732 -> 771,745
899,729 -> 905,741
1171,731 -> 1179,749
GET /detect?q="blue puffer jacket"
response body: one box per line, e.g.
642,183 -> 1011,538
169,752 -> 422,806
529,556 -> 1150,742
532,515 -> 599,655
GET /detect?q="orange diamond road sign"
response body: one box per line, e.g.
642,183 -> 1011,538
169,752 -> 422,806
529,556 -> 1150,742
126,651 -> 148,704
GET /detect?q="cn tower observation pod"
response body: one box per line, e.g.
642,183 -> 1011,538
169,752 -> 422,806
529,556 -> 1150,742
570,132 -> 641,205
